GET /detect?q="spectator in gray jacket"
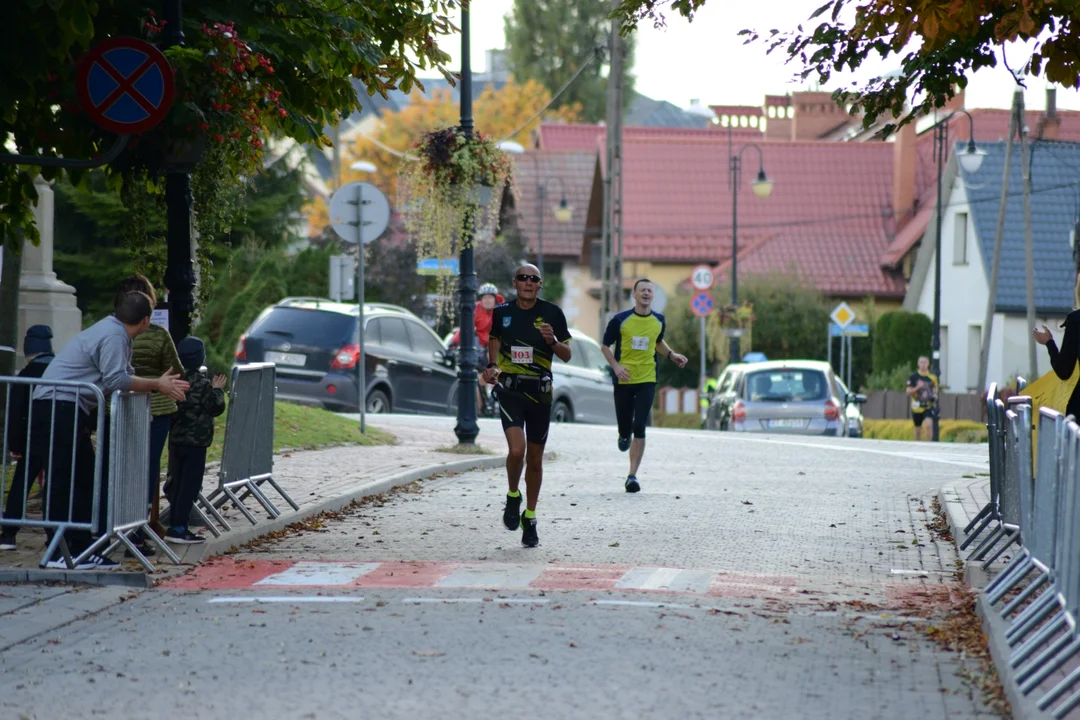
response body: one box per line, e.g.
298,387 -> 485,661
30,292 -> 189,569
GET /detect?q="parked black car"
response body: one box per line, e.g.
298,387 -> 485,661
235,298 -> 458,414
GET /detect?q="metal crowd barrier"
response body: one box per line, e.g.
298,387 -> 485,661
0,376 -> 106,568
83,392 -> 179,572
979,404 -> 1080,717
962,384 -> 1007,556
197,363 -> 297,530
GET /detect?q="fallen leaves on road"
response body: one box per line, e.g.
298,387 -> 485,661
413,650 -> 445,657
608,542 -> 620,547
740,500 -> 753,505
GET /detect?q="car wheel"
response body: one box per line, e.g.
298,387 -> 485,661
551,399 -> 573,423
366,388 -> 391,414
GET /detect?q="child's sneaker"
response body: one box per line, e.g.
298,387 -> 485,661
165,527 -> 205,545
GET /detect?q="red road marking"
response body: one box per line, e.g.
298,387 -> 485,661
352,561 -> 454,588
531,565 -> 630,591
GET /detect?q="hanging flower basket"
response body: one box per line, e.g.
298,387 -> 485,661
398,126 -> 512,261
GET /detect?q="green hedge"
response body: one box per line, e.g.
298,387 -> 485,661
872,310 -> 932,379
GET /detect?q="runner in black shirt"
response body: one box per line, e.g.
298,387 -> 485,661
483,264 -> 571,547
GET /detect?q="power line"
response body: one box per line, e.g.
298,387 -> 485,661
495,47 -> 603,145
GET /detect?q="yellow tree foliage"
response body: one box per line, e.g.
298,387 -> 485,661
340,77 -> 580,200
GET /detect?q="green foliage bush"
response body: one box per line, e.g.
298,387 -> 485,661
872,310 -> 932,380
863,363 -> 913,391
863,419 -> 987,443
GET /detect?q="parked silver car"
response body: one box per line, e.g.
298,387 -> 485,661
551,329 -> 616,424
442,327 -> 616,424
719,360 -> 847,436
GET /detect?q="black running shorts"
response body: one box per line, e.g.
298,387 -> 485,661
498,388 -> 552,445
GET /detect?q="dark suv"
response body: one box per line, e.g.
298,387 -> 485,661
235,298 -> 459,414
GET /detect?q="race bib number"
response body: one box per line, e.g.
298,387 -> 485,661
631,335 -> 650,351
511,346 -> 534,364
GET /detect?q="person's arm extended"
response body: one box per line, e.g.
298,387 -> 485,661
1053,320 -> 1078,380
488,335 -> 501,366
550,339 -> 571,363
128,370 -> 189,400
602,345 -> 631,382
657,340 -> 688,367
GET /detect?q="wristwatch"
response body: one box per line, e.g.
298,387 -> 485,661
486,362 -> 498,369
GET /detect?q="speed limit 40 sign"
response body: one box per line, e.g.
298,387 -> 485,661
691,265 -> 715,291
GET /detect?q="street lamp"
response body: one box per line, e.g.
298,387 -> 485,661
350,160 -> 377,174
728,137 -> 773,364
928,109 -> 983,442
497,141 -> 574,280
454,1 -> 479,445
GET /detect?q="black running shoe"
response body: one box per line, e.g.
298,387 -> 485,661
502,493 -> 522,531
520,512 -> 539,547
625,475 -> 641,493
618,436 -> 631,452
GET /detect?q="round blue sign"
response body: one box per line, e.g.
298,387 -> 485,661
77,37 -> 175,134
691,292 -> 714,318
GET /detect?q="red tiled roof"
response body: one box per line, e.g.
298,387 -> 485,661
882,205 -> 932,268
613,136 -> 905,297
535,123 -> 760,152
508,150 -> 598,259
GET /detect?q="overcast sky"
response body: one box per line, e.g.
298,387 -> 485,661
424,0 -> 1080,114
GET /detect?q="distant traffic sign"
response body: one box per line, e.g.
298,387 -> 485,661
691,292 -> 714,318
416,258 -> 459,276
329,182 -> 390,245
829,301 -> 856,329
77,37 -> 174,134
829,323 -> 869,337
690,265 -> 715,291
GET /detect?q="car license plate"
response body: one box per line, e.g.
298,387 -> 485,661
266,351 -> 306,367
768,418 -> 808,429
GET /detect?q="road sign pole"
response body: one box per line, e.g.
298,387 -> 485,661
356,184 -> 366,434
839,328 -> 846,387
827,326 -> 832,369
846,335 -> 853,389
699,315 -> 706,398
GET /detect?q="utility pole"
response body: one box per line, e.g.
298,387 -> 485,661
1021,95 -> 1038,379
977,91 -> 1020,392
599,1 -> 624,328
162,0 -> 196,345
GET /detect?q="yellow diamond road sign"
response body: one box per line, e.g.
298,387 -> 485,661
830,302 -> 856,329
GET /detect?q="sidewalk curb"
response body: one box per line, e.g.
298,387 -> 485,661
939,483 -> 1048,720
977,593 -> 1047,720
0,568 -> 152,588
175,454 -> 508,569
0,454 -> 507,590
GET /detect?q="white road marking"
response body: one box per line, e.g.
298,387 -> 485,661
208,596 -> 365,604
650,428 -> 988,469
889,568 -> 954,575
616,567 -> 715,593
591,600 -> 696,609
435,562 -> 545,589
254,561 -> 381,586
402,597 -> 550,605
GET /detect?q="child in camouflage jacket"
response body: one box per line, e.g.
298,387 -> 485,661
166,337 -> 226,544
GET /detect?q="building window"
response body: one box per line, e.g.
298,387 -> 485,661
589,240 -> 602,279
967,325 -> 981,390
953,212 -> 968,265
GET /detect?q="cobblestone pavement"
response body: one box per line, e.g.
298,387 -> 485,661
0,417 -> 1003,719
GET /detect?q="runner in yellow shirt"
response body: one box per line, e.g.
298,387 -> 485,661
601,279 -> 688,492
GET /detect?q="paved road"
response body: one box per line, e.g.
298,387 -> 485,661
0,418 -> 1001,719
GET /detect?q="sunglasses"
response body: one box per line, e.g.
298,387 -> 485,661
515,274 -> 542,284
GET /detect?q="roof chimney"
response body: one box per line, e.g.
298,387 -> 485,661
892,122 -> 917,231
1038,86 -> 1061,139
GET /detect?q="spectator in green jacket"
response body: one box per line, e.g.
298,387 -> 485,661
113,275 -> 183,546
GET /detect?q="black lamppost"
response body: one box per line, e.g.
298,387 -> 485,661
453,2 -> 479,445
929,110 -> 985,442
728,134 -> 773,363
161,0 -> 196,345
